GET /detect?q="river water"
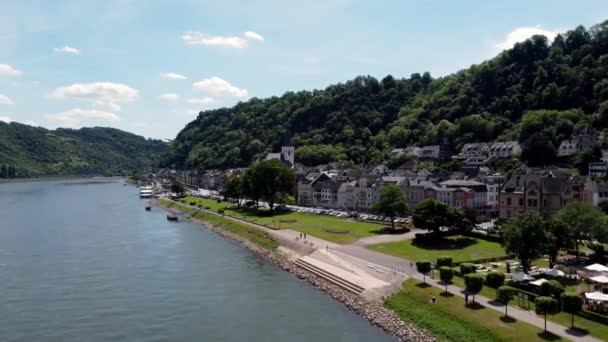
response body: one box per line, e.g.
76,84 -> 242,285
0,179 -> 393,341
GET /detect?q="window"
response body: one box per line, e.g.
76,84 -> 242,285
506,197 -> 512,205
518,198 -> 524,206
527,199 -> 538,208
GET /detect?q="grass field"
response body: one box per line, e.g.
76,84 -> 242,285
386,279 -> 568,342
177,196 -> 386,244
159,199 -> 279,250
368,236 -> 507,263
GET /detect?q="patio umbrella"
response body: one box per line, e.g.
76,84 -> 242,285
585,291 -> 608,302
590,275 -> 608,284
511,272 -> 534,282
530,278 -> 548,287
544,268 -> 565,277
585,263 -> 608,273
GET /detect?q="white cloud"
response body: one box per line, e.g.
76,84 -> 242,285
49,82 -> 138,111
495,26 -> 560,51
244,31 -> 264,41
187,97 -> 215,104
53,46 -> 81,55
0,63 -> 23,76
0,116 -> 12,123
160,72 -> 187,80
47,108 -> 121,128
159,93 -> 180,101
192,77 -> 248,98
182,31 -> 248,48
0,94 -> 14,105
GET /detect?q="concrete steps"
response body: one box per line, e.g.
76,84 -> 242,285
329,249 -> 407,285
295,258 -> 364,295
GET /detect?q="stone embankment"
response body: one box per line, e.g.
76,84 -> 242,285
155,199 -> 434,342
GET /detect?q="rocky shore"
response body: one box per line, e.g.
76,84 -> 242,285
154,199 -> 435,342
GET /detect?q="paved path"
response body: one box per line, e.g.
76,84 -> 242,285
352,229 -> 422,246
163,199 -> 600,342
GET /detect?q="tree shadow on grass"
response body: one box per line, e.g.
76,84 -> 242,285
370,227 -> 410,235
537,331 -> 562,341
412,237 -> 478,250
500,316 -> 517,323
565,327 -> 589,336
415,282 -> 432,288
440,291 -> 454,298
466,302 -> 485,310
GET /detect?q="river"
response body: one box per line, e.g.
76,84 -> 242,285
0,179 -> 394,341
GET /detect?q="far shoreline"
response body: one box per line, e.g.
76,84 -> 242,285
0,175 -> 127,184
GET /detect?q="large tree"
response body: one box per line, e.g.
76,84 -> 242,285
412,199 -> 452,236
555,201 -> 607,260
544,218 -> 574,268
500,213 -> 550,272
371,184 -> 408,231
521,133 -> 556,167
222,176 -> 244,206
243,159 -> 295,211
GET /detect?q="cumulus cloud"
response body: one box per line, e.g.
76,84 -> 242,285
192,77 -> 248,98
495,26 -> 560,51
0,63 -> 23,76
159,93 -> 180,101
47,108 -> 121,128
54,46 -> 81,55
244,31 -> 264,41
0,116 -> 12,123
0,94 -> 14,105
187,97 -> 215,104
49,82 -> 138,111
160,72 -> 187,80
182,30 -> 264,48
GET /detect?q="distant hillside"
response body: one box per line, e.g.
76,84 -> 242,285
163,21 -> 608,169
0,122 -> 168,177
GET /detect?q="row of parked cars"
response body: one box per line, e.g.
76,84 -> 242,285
286,205 -> 410,223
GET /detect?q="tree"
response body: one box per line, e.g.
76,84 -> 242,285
460,263 -> 476,275
561,292 -> 583,329
436,256 -> 452,268
450,207 -> 475,236
244,159 -> 295,211
222,176 -> 243,206
535,296 -> 559,332
464,274 -> 484,304
439,266 -> 453,293
416,261 -> 432,284
171,180 -> 185,195
500,213 -> 550,272
540,280 -> 565,299
521,133 -> 556,167
556,201 -> 608,261
371,184 -> 407,231
498,286 -> 517,318
412,199 -> 452,236
486,272 -> 506,298
545,218 -> 574,268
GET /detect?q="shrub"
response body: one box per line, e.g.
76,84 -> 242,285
464,274 -> 484,303
439,266 -> 454,293
437,256 -> 453,268
540,280 -> 565,300
497,286 -> 517,317
535,296 -> 559,332
561,292 -> 583,329
416,261 -> 432,284
485,272 -> 506,298
460,263 -> 476,275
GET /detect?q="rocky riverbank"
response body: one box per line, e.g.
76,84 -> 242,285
154,199 -> 435,342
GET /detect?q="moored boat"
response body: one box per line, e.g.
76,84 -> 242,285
140,185 -> 154,198
145,205 -> 151,211
167,214 -> 178,221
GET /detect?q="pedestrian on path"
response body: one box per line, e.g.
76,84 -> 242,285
304,233 -> 307,239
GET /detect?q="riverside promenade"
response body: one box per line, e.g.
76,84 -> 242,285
163,199 -> 601,342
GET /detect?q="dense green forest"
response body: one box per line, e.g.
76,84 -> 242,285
162,21 -> 608,169
0,122 -> 167,177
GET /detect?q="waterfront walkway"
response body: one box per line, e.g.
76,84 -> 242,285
163,199 -> 601,342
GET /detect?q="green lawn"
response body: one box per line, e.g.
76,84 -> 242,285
386,279 -> 568,342
368,236 -> 507,263
159,199 -> 278,250
178,196 -> 385,244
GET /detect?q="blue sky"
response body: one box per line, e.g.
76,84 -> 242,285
0,0 -> 607,139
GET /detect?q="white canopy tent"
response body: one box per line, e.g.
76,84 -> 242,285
585,263 -> 608,273
530,278 -> 548,287
585,291 -> 608,302
511,272 -> 534,282
590,275 -> 608,284
544,268 -> 565,277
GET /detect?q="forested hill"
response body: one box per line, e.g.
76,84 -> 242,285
162,21 -> 608,169
0,122 -> 167,177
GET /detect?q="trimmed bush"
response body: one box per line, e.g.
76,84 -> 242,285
485,272 -> 506,298
416,261 -> 432,284
464,274 -> 484,303
561,292 -> 583,329
535,296 -> 559,332
437,256 -> 453,268
497,285 -> 517,317
439,266 -> 454,293
460,263 -> 476,275
540,280 -> 565,300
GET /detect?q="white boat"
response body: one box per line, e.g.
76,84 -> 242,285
140,185 -> 154,198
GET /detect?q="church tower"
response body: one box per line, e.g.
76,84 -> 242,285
281,146 -> 294,168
